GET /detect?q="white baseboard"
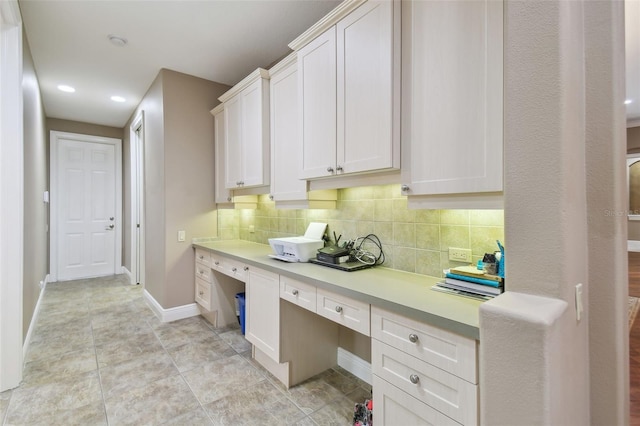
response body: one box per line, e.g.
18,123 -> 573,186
629,240 -> 640,252
120,266 -> 133,284
337,347 -> 372,385
23,273 -> 50,360
143,289 -> 200,323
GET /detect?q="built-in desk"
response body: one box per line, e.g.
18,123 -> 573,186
193,240 -> 482,425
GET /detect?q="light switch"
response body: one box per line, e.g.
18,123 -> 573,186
43,190 -> 49,203
575,283 -> 583,321
178,230 -> 186,242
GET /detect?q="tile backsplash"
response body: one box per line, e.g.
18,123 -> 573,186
217,184 -> 504,278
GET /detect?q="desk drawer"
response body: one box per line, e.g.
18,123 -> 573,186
195,248 -> 212,268
212,256 -> 249,282
372,340 -> 477,425
280,276 -> 316,313
195,263 -> 212,283
195,277 -> 211,311
371,306 -> 477,383
316,288 -> 370,336
372,375 -> 461,426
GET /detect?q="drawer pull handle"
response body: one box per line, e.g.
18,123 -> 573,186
243,266 -> 249,271
409,333 -> 419,343
409,374 -> 420,384
335,306 -> 343,313
232,267 -> 237,272
292,289 -> 299,296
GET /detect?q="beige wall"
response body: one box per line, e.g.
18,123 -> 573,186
162,69 -> 228,307
22,30 -> 48,340
124,69 -> 229,308
46,118 -> 123,140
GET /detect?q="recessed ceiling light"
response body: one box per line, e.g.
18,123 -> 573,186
110,95 -> 126,103
625,99 -> 633,105
108,34 -> 128,47
57,84 -> 75,93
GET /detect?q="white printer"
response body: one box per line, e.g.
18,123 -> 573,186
268,222 -> 327,263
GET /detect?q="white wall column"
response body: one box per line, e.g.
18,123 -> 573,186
584,1 -> 628,423
0,0 -> 24,391
480,0 -> 593,423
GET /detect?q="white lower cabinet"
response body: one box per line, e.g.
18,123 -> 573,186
371,306 -> 479,426
372,375 -> 460,426
245,266 -> 280,362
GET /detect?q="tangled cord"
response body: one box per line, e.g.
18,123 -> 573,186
351,234 -> 385,266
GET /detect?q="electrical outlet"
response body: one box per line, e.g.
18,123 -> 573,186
449,247 -> 472,262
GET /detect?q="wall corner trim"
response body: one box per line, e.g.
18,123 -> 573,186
143,290 -> 200,323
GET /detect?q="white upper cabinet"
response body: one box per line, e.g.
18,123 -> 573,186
401,0 -> 504,208
293,0 -> 400,180
219,69 -> 270,190
211,104 -> 233,206
270,55 -> 309,201
337,0 -> 400,175
297,28 -> 338,180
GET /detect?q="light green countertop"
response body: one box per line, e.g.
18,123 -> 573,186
193,239 -> 482,340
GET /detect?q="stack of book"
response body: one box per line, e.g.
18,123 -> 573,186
434,265 -> 504,299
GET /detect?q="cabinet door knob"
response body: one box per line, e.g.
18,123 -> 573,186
409,333 -> 419,343
336,165 -> 343,172
409,374 -> 420,384
327,166 -> 334,173
243,266 -> 249,271
292,289 -> 299,296
227,197 -> 232,202
214,261 -> 219,265
232,267 -> 237,272
269,194 -> 274,200
199,255 -> 204,260
199,290 -> 204,296
401,184 -> 410,193
335,306 -> 343,313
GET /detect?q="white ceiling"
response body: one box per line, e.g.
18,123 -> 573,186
19,0 -> 341,128
19,0 -> 640,129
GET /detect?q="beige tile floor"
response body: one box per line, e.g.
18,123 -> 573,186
0,275 -> 371,425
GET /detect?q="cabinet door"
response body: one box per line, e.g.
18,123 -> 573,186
224,95 -> 243,189
298,27 -> 337,179
240,78 -> 269,188
337,0 -> 399,174
213,107 -> 233,204
270,62 -> 307,201
245,267 -> 280,363
401,0 -> 503,195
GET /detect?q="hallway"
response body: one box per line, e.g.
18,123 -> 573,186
0,275 -> 369,425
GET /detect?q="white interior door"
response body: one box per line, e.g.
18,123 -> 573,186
130,112 -> 145,286
51,131 -> 122,281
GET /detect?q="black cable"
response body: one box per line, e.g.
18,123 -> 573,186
352,234 -> 385,266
